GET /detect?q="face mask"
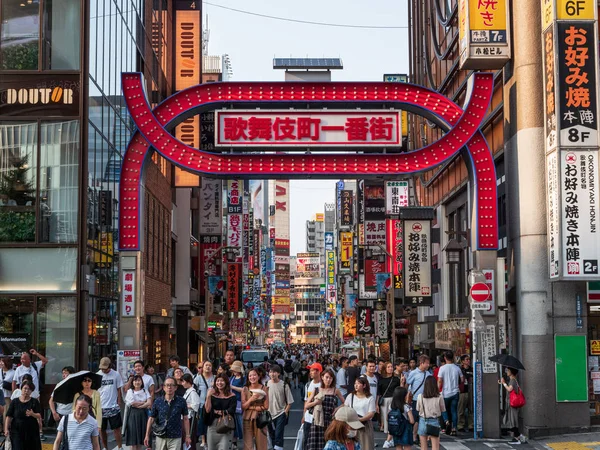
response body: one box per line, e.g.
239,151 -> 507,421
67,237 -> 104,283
347,429 -> 357,438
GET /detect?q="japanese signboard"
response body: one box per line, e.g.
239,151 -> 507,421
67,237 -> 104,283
200,179 -> 222,235
543,25 -> 558,152
364,220 -> 386,245
340,232 -> 353,271
364,182 -> 386,219
227,214 -> 242,250
227,180 -> 243,214
359,274 -> 378,299
481,325 -> 498,374
325,231 -> 334,251
357,306 -> 373,335
365,259 -> 385,290
556,0 -> 595,20
556,22 -> 598,148
403,220 -> 433,305
215,110 -> 402,147
374,310 -> 388,343
481,269 -> 496,315
121,270 -> 136,317
386,219 -> 404,276
341,190 -> 354,226
385,181 -> 409,215
296,253 -> 321,278
343,311 -> 357,339
458,0 -> 510,70
117,350 -> 142,384
559,149 -> 600,278
326,250 -> 337,307
227,264 -> 240,312
357,181 -> 365,245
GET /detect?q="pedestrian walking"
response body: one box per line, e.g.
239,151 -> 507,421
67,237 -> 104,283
322,406 -> 364,450
346,356 -> 361,395
145,363 -> 163,396
0,357 -> 14,437
406,354 -> 431,443
166,355 -> 191,378
302,362 -> 322,447
298,360 -> 310,394
386,387 -> 414,450
204,374 -> 237,450
378,362 -> 400,448
336,357 -> 349,398
12,350 -> 47,399
53,394 -> 101,450
194,360 -> 215,450
416,376 -> 445,450
224,349 -> 236,367
267,365 -> 294,450
229,360 -> 246,450
500,367 -> 527,444
182,373 -> 200,448
49,366 -> 76,428
292,356 -> 301,389
97,356 -> 124,450
242,368 -> 269,450
73,374 -> 102,427
344,377 -> 376,450
457,355 -> 474,432
437,351 -> 463,435
4,380 -> 42,450
305,368 -> 345,450
173,367 -> 186,397
123,375 -> 151,450
144,376 -> 191,450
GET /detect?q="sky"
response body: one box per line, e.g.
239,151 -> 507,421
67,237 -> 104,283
205,0 -> 409,255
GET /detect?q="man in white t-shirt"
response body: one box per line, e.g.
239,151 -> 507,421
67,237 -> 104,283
302,362 -> 322,447
123,360 -> 155,403
336,357 -> 349,397
97,357 -> 124,450
364,360 -> 378,396
437,351 -> 464,435
12,349 -> 48,398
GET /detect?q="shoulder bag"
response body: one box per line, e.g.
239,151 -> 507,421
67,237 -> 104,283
59,414 -> 69,450
378,377 -> 396,407
152,399 -> 174,437
215,400 -> 236,434
419,396 -> 440,437
509,380 -> 526,409
408,372 -> 427,403
256,388 -> 272,430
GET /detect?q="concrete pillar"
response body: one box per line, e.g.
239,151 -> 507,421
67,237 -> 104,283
503,0 -> 588,436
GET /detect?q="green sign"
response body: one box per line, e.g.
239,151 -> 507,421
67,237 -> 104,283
555,335 -> 588,402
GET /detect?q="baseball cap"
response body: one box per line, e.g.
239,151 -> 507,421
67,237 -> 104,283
334,406 -> 364,429
307,362 -> 323,372
99,357 -> 111,370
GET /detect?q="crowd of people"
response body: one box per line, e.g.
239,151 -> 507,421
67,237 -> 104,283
0,345 -> 526,450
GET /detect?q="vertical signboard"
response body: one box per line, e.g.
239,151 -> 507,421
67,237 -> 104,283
227,264 -> 240,312
339,231 -> 353,272
385,181 -> 409,215
121,270 -> 136,317
324,231 -> 334,251
200,179 -> 222,235
341,190 -> 354,226
386,219 -> 404,276
357,180 -> 365,245
357,306 -> 373,335
227,180 -> 243,260
326,250 -> 337,311
403,220 -> 432,305
458,0 -> 510,70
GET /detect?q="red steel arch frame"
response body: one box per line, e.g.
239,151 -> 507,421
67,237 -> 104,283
120,72 -> 497,252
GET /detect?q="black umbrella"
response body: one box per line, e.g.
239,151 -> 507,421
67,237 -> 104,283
488,354 -> 526,370
52,370 -> 103,404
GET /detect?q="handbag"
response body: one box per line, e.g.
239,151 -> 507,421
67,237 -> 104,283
419,396 -> 440,437
509,381 -> 526,408
256,408 -> 272,429
215,412 -> 235,434
378,376 -> 396,407
152,399 -> 174,437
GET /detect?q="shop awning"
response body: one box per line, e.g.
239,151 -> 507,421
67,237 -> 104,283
196,332 -> 216,345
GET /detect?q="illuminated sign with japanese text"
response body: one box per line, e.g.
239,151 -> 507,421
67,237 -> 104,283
341,190 -> 354,226
403,220 -> 432,305
227,264 -> 240,312
215,110 -> 401,147
121,270 -> 136,317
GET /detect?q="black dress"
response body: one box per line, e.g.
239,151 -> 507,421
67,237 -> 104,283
7,397 -> 42,450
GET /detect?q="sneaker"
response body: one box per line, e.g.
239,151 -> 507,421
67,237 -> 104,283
510,438 -> 522,445
518,435 -> 528,443
39,434 -> 46,441
383,440 -> 395,449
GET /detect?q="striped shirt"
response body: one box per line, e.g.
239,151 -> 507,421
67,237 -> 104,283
58,413 -> 99,450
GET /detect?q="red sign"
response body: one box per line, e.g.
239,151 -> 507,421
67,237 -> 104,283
272,305 -> 290,314
227,264 -> 240,312
386,219 -> 403,275
470,282 -> 491,302
365,259 -> 385,290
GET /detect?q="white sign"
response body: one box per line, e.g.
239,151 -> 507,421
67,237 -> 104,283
364,220 -> 386,245
482,269 -> 496,315
121,270 -> 136,317
215,110 -> 402,147
374,310 -> 388,342
548,151 -> 560,278
560,149 -> 600,278
403,220 -> 432,305
116,350 -> 142,384
471,302 -> 491,310
296,255 -> 321,277
199,179 -> 222,235
385,181 -> 409,215
481,325 -> 498,374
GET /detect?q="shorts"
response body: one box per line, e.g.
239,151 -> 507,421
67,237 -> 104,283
418,417 -> 441,436
101,410 -> 123,431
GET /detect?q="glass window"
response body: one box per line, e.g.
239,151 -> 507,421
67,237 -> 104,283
42,0 -> 80,69
36,296 -> 76,384
0,248 -> 77,291
0,122 -> 37,243
0,0 -> 40,70
39,120 -> 79,243
0,297 -> 34,357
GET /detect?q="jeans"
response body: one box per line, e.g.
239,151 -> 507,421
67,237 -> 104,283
441,393 -> 460,429
458,391 -> 474,430
268,413 -> 287,449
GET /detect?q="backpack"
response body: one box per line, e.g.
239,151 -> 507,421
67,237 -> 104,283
387,408 -> 407,436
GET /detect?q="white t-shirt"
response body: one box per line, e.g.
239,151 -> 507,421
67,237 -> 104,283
1,369 -> 14,398
97,369 -> 124,409
437,363 -> 463,398
365,374 -> 378,395
13,361 -> 43,397
303,380 -> 321,423
125,389 -> 149,406
51,391 -> 73,416
336,368 -> 348,396
345,393 -> 376,418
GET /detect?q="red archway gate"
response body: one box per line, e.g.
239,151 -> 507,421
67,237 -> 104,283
120,72 -> 497,251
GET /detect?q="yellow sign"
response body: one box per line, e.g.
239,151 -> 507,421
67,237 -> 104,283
315,213 -> 324,222
542,0 -> 555,30
272,297 -> 289,306
469,0 -> 507,31
88,232 -> 114,265
340,232 -> 353,262
591,340 -> 600,355
556,0 -> 595,20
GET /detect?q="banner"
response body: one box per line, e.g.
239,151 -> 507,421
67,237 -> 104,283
326,250 -> 337,308
386,219 -> 404,276
403,220 -> 433,305
364,220 -> 386,245
374,310 -> 388,343
341,190 -> 354,226
325,231 -> 334,250
199,179 -> 222,235
357,306 -> 373,335
227,264 -> 240,312
365,259 -> 385,290
340,231 -> 353,271
296,253 -> 321,277
121,270 -> 136,317
385,181 -> 409,215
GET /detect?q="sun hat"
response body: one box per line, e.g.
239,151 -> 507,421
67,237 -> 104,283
334,406 -> 364,429
230,360 -> 245,375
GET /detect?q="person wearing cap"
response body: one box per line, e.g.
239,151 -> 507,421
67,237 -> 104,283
302,362 -> 323,447
323,405 -> 364,450
229,361 -> 246,450
97,357 -> 124,450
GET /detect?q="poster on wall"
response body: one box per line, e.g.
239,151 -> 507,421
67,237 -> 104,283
403,220 -> 432,305
117,350 -> 142,383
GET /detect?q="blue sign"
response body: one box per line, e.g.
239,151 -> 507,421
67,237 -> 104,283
376,273 -> 391,296
276,280 -> 290,289
347,294 -> 357,310
576,294 -> 583,329
325,232 -> 334,251
208,276 -> 224,295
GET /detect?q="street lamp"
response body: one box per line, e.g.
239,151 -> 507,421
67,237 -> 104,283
443,238 -> 463,264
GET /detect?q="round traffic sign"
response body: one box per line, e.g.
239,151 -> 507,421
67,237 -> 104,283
470,282 -> 490,302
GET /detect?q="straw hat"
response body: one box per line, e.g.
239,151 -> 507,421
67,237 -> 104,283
230,360 -> 245,375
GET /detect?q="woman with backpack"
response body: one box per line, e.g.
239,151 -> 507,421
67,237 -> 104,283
499,367 -> 527,444
416,377 -> 445,450
386,387 -> 414,450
